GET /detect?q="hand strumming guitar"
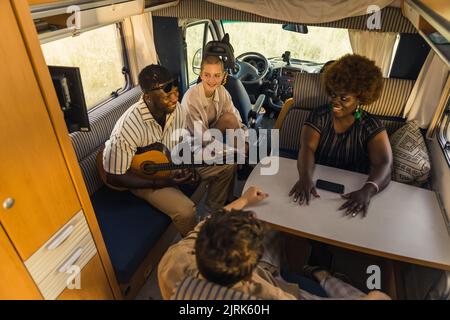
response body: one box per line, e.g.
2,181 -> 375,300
169,169 -> 201,186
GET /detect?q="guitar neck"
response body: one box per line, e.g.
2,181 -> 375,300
143,162 -> 211,172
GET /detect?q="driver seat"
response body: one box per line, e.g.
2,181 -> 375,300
224,75 -> 265,127
201,35 -> 266,128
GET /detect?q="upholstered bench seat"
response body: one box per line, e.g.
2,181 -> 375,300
91,186 -> 171,283
69,86 -> 182,296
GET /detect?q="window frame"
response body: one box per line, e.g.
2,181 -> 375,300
183,20 -> 218,86
41,22 -> 132,114
87,22 -> 132,113
437,93 -> 450,168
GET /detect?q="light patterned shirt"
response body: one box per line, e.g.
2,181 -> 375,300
181,83 -> 245,135
103,97 -> 186,175
157,221 -> 299,300
158,221 -> 366,300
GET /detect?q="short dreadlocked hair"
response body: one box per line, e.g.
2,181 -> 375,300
322,54 -> 383,105
138,64 -> 173,93
195,209 -> 265,287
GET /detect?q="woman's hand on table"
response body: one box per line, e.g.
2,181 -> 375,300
289,177 -> 320,205
338,184 -> 376,217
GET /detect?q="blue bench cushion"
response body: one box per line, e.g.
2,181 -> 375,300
90,186 -> 171,283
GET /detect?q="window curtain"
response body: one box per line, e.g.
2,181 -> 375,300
206,0 -> 394,23
403,51 -> 449,129
123,12 -> 159,85
348,30 -> 397,77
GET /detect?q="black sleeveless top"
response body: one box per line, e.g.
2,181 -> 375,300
304,105 -> 385,173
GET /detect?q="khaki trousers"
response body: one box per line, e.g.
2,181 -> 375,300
197,164 -> 236,210
131,164 -> 236,237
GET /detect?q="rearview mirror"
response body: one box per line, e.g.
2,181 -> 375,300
282,24 -> 308,34
192,48 -> 202,75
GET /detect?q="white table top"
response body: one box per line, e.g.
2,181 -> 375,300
244,156 -> 450,270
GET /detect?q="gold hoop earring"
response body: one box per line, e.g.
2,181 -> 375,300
222,72 -> 228,86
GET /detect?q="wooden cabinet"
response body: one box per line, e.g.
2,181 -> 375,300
402,0 -> 450,68
0,0 -> 81,261
0,225 -> 42,299
0,0 -> 120,299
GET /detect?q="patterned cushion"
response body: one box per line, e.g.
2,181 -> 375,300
70,86 -> 142,194
379,117 -> 406,136
171,276 -> 258,300
390,121 -> 431,186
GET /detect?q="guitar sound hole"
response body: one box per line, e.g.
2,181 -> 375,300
142,162 -> 157,175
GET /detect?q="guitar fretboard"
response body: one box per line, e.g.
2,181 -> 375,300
142,162 -> 214,173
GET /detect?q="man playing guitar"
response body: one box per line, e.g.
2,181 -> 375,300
102,65 -> 236,237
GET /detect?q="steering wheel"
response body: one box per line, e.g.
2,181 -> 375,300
230,52 -> 269,85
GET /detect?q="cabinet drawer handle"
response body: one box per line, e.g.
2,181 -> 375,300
58,247 -> 83,273
46,224 -> 75,251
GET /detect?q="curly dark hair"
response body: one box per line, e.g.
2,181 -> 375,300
195,209 -> 265,287
322,54 -> 383,105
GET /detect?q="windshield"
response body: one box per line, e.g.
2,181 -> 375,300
223,21 -> 353,63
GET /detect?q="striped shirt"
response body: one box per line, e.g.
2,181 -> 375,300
304,104 -> 386,173
103,97 -> 186,175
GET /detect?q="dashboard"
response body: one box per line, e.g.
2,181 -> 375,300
238,54 -> 323,109
277,67 -> 301,100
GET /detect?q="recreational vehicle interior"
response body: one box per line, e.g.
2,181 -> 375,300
1,0 -> 449,301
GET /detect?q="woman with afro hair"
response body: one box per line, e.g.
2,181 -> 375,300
289,54 -> 393,217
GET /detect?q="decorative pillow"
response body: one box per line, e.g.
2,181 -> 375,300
389,120 -> 431,186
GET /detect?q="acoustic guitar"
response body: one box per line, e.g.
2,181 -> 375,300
96,142 -> 218,190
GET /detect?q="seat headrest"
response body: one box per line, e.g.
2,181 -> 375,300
203,33 -> 235,69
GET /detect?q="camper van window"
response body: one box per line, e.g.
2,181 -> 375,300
185,21 -> 213,85
438,95 -> 450,165
41,23 -> 129,110
223,21 -> 352,64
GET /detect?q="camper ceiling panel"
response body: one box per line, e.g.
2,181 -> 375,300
31,0 -> 144,20
34,0 -> 143,40
143,0 -> 179,13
